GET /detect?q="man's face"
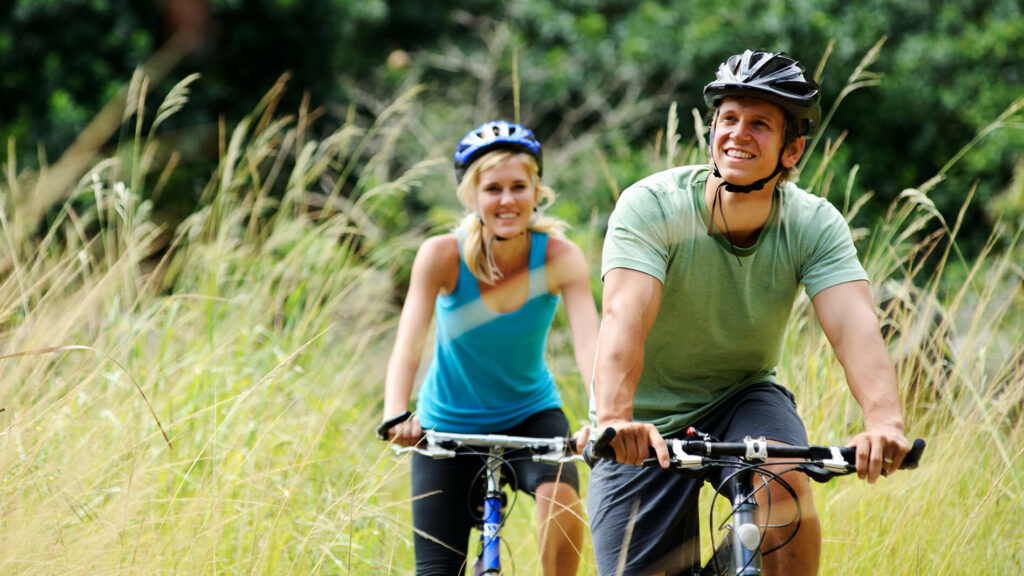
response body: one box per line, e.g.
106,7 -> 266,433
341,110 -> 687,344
711,97 -> 802,186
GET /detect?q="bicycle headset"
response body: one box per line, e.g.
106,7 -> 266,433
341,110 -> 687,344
703,49 -> 821,193
453,120 -> 544,241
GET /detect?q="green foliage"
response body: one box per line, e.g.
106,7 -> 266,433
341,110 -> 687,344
355,0 -> 1023,257
818,0 -> 1024,254
1,0 -> 154,157
2,0 -> 1022,260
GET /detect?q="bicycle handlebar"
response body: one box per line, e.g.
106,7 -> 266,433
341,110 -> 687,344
394,429 -> 583,464
583,427 -> 926,480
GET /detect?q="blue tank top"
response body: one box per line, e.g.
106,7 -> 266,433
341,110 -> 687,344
416,232 -> 562,433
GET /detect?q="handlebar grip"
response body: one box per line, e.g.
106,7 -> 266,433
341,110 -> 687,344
375,410 -> 413,441
837,437 -> 927,474
582,427 -> 617,466
900,438 -> 926,470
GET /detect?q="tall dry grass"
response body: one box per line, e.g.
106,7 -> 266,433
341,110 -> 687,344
0,42 -> 1022,575
0,71 -> 436,574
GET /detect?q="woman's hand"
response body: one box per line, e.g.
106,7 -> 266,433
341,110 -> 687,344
386,414 -> 423,447
571,424 -> 592,454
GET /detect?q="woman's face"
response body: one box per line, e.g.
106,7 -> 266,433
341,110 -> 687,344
474,156 -> 537,238
712,97 -> 802,186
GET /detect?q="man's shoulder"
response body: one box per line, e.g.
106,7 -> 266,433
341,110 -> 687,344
779,181 -> 846,222
624,165 -> 707,194
617,165 -> 707,214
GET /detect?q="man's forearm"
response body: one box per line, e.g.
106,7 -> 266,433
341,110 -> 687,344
838,327 -> 904,430
594,319 -> 646,425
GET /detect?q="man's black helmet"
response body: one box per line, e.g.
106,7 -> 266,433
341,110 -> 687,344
703,50 -> 821,137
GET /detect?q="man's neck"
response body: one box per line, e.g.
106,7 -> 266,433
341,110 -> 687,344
704,174 -> 777,247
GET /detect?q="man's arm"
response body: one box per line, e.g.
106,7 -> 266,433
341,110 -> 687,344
811,279 -> 911,483
594,267 -> 671,467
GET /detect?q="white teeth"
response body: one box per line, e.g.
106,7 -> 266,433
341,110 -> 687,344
727,150 -> 754,159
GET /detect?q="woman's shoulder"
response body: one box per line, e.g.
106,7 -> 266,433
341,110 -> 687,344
415,233 -> 462,294
415,234 -> 461,274
544,234 -> 584,259
418,233 -> 460,259
544,234 -> 590,289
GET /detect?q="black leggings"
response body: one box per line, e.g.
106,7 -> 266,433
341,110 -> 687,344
410,408 -> 581,576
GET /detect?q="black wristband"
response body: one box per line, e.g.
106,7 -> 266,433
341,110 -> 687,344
376,410 -> 413,441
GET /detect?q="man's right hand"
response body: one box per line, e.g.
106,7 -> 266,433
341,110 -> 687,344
597,419 -> 671,468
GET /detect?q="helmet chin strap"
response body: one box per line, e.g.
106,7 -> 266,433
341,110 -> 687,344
706,147 -> 786,266
477,214 -> 526,242
708,122 -> 787,193
493,233 -> 525,242
477,214 -> 528,284
711,155 -> 783,193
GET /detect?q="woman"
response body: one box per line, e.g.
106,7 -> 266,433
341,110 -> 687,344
380,120 -> 598,575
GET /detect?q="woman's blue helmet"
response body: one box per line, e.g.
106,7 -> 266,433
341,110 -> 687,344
454,121 -> 542,183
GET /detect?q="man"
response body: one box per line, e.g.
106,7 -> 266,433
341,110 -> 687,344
588,49 -> 911,575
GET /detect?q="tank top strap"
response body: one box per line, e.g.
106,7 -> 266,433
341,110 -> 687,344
451,232 -> 480,301
527,232 -> 550,301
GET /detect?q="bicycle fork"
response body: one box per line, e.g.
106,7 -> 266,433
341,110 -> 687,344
475,447 -> 506,575
727,467 -> 762,576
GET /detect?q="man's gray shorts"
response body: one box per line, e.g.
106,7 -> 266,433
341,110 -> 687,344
586,383 -> 808,576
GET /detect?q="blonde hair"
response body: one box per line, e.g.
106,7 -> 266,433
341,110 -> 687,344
454,150 -> 567,285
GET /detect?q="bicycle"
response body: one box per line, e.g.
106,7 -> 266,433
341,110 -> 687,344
378,413 -> 582,575
584,427 -> 926,576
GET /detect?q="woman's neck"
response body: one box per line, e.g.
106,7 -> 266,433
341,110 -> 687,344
487,230 -> 531,275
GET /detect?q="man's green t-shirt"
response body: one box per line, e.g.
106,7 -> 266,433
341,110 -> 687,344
598,165 -> 868,434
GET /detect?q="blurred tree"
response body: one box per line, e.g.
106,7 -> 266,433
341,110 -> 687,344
817,0 -> 1024,255
0,1 -> 161,161
0,0 -> 1020,256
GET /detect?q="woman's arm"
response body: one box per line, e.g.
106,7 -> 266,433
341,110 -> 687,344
382,235 -> 458,445
547,237 -> 599,388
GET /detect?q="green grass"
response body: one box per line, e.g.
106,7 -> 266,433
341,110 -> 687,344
2,56 -> 1023,575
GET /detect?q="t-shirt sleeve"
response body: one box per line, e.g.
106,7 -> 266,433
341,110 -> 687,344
601,185 -> 672,284
799,200 -> 869,299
